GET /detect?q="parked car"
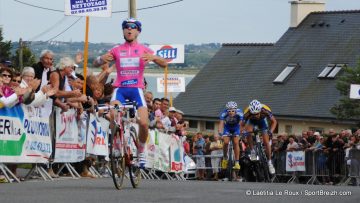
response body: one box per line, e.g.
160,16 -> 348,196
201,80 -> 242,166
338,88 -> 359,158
183,154 -> 196,180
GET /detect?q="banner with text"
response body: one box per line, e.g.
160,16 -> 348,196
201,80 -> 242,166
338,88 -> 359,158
0,105 -> 52,163
86,114 -> 109,156
149,44 -> 184,64
286,151 -> 306,172
54,108 -> 86,163
157,76 -> 185,93
64,0 -> 112,17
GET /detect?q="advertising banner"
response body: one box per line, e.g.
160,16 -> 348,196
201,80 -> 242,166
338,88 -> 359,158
54,108 -> 85,163
286,151 -> 306,171
86,114 -> 109,156
64,0 -> 112,17
0,105 -> 52,163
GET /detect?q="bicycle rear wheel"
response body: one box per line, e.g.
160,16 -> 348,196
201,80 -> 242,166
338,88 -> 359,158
128,126 -> 141,188
227,142 -> 234,181
109,126 -> 126,190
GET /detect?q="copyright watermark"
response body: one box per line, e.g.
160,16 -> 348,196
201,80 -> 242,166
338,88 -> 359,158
245,189 -> 352,196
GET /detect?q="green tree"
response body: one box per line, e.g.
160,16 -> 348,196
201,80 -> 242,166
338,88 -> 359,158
12,45 -> 36,71
331,60 -> 360,122
0,28 -> 12,62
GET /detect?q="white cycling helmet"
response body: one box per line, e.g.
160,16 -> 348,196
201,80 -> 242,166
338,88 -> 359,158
225,101 -> 238,110
249,99 -> 262,114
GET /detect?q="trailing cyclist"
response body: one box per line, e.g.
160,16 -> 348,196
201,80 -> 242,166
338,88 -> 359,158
242,99 -> 277,174
218,101 -> 244,170
93,18 -> 167,168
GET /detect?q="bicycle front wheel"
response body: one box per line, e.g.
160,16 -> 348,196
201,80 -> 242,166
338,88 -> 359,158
109,127 -> 126,190
128,126 -> 141,188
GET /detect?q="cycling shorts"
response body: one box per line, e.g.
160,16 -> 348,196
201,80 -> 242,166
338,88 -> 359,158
111,87 -> 146,108
246,118 -> 269,133
222,125 -> 240,137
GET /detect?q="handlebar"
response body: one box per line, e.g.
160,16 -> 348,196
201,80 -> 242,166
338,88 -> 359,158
95,102 -> 137,112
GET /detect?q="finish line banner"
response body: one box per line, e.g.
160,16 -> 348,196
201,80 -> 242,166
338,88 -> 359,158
65,0 -> 112,17
0,105 -> 52,163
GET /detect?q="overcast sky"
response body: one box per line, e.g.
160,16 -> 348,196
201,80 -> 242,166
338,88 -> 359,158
0,0 -> 359,44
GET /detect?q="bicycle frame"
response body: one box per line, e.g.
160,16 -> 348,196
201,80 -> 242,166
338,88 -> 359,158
96,102 -> 141,189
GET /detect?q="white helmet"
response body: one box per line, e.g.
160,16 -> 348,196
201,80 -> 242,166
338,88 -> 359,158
225,101 -> 238,110
249,100 -> 262,114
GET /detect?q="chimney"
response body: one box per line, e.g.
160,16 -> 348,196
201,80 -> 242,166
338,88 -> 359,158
290,0 -> 325,28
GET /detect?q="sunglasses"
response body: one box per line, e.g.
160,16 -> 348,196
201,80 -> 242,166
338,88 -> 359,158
2,74 -> 11,78
227,110 -> 236,113
123,23 -> 138,30
12,79 -> 21,84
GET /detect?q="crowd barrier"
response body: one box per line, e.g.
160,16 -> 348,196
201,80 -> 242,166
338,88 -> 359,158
0,104 -> 187,183
189,148 -> 360,185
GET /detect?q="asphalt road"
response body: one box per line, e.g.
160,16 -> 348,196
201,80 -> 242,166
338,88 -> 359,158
0,178 -> 359,203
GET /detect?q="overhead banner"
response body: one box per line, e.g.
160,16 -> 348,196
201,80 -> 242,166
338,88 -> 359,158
286,151 -> 305,172
0,105 -> 52,163
157,76 -> 185,93
350,84 -> 360,99
149,44 -> 185,64
54,108 -> 86,163
64,0 -> 112,17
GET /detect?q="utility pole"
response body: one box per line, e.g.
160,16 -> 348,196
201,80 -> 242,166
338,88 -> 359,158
129,0 -> 137,18
19,38 -> 23,70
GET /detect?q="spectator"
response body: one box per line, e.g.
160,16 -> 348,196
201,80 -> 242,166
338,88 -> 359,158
194,132 -> 205,180
144,91 -> 153,110
299,131 -> 311,150
32,49 -> 55,92
204,135 -> 212,180
287,135 -> 299,151
149,98 -> 161,128
20,67 -> 56,107
309,132 -> 324,150
324,133 -> 344,185
210,134 -> 223,180
10,71 -> 21,88
49,57 -> 83,113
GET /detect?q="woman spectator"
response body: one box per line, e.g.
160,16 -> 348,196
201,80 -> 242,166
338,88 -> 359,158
0,67 -> 30,108
49,57 -> 83,113
20,67 -> 56,107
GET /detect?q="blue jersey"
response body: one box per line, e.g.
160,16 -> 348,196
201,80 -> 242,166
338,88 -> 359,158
219,108 -> 244,129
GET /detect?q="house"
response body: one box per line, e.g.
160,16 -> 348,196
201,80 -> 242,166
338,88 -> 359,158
173,1 -> 360,135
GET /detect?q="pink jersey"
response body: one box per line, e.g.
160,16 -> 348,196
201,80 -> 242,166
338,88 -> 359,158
110,41 -> 154,89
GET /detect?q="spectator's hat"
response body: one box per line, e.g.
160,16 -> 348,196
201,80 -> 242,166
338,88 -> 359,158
176,109 -> 184,115
314,132 -> 320,136
169,107 -> 177,112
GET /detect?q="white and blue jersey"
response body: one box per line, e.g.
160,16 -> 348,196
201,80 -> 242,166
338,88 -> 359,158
219,109 -> 244,136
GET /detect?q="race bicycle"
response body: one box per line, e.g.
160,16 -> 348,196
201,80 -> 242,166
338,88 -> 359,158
96,101 -> 141,189
224,133 -> 239,181
245,129 -> 271,182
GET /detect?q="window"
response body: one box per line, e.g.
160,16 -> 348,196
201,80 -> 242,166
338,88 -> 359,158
273,64 -> 299,84
309,127 -> 324,134
205,121 -> 214,130
318,64 -> 335,78
318,64 -> 345,79
285,125 -> 293,134
189,120 -> 198,129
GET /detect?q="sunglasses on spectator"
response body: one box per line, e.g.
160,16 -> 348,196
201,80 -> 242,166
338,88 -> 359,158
123,23 -> 138,30
12,79 -> 21,83
2,74 -> 11,78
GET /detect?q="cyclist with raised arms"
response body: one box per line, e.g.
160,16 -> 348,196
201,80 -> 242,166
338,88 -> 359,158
218,101 -> 244,170
93,18 -> 167,167
242,99 -> 277,174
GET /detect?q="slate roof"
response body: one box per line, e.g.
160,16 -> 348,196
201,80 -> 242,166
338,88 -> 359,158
174,10 -> 360,122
